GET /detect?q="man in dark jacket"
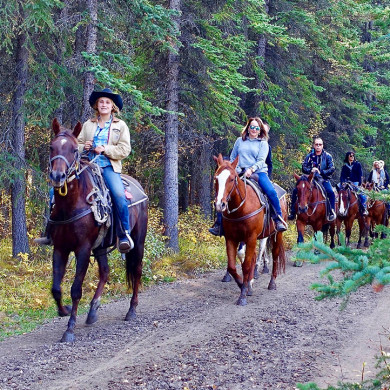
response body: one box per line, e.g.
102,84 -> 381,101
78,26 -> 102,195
288,137 -> 336,221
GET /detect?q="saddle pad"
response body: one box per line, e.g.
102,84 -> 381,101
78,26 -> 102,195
247,176 -> 286,200
121,175 -> 148,206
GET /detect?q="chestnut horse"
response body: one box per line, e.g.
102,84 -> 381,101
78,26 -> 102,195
48,119 -> 148,342
293,173 -> 336,248
362,182 -> 388,243
336,182 -> 368,248
213,154 -> 286,306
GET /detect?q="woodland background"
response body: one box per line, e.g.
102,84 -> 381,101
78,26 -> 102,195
1,0 -> 390,257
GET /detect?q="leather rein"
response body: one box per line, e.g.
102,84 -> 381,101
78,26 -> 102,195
48,132 -> 95,226
220,173 -> 264,221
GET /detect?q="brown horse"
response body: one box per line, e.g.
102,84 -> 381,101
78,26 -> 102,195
293,173 -> 336,248
213,154 -> 286,306
336,182 -> 368,248
362,182 -> 388,243
48,118 -> 148,342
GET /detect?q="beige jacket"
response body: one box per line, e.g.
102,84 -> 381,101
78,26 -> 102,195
78,117 -> 131,173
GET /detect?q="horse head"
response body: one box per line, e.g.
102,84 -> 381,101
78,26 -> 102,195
294,173 -> 314,214
49,118 -> 82,188
338,184 -> 351,217
213,154 -> 239,213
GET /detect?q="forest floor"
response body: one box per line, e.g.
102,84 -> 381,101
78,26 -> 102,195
0,254 -> 390,390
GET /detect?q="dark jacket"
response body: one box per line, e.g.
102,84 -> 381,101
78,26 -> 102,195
302,150 -> 335,180
340,161 -> 363,185
367,169 -> 389,189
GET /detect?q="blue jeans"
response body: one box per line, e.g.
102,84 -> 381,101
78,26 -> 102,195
102,166 -> 130,237
350,182 -> 367,209
257,172 -> 282,218
322,180 -> 335,210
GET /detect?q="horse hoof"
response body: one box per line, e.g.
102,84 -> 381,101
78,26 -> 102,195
262,266 -> 270,274
236,297 -> 247,306
247,286 -> 253,296
254,265 -> 259,280
268,282 -> 276,290
60,331 -> 75,343
58,305 -> 72,317
86,311 -> 98,325
221,272 -> 232,282
125,308 -> 136,321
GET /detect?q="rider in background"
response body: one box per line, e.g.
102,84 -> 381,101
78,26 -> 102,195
288,137 -> 336,222
209,117 -> 287,235
367,160 -> 389,190
339,151 -> 368,215
78,88 -> 133,253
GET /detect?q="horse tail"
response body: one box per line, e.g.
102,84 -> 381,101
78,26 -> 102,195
271,231 -> 286,276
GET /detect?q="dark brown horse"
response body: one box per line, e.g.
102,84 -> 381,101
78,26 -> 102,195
213,154 -> 286,306
293,173 -> 336,248
48,118 -> 148,342
362,182 -> 388,243
336,182 -> 368,248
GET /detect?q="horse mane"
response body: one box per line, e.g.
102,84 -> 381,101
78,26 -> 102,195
215,160 -> 236,176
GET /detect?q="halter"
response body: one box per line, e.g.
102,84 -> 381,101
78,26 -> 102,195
225,176 -> 247,214
49,132 -> 81,196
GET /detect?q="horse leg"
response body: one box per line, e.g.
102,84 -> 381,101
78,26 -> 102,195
222,242 -> 244,283
61,247 -> 91,343
329,222 -> 336,249
125,241 -> 144,321
268,232 -> 285,290
345,218 -> 354,247
357,216 -> 365,249
226,240 -> 242,289
336,218 -> 342,246
52,248 -> 72,317
296,220 -> 305,244
237,238 -> 257,306
86,252 -> 109,325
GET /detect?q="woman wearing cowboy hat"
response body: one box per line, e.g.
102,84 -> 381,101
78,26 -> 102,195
367,160 -> 389,190
78,88 -> 133,253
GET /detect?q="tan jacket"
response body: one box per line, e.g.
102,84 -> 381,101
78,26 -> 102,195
78,117 -> 131,173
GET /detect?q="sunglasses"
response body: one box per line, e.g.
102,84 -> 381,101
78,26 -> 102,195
349,154 -> 355,157
314,143 -> 323,146
249,125 -> 260,131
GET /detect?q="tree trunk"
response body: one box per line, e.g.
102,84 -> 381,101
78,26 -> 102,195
10,19 -> 30,257
80,0 -> 97,123
198,142 -> 212,218
163,0 -> 181,252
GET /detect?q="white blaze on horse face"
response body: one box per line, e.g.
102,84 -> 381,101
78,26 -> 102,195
215,169 -> 230,212
60,138 -> 68,146
339,194 -> 346,214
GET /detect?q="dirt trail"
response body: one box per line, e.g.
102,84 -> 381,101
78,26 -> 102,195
1,259 -> 389,390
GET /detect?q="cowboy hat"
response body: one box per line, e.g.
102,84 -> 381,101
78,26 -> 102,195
89,88 -> 123,110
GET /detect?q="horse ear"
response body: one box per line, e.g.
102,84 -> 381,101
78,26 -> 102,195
308,172 -> 314,182
213,155 -> 219,165
231,156 -> 239,169
52,118 -> 61,135
293,173 -> 300,181
73,122 -> 82,138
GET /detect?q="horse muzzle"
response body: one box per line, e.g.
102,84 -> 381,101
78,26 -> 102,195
298,205 -> 308,214
49,170 -> 67,188
215,200 -> 227,213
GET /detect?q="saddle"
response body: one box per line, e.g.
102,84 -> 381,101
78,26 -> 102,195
312,177 -> 338,217
246,174 -> 286,233
84,162 -> 148,250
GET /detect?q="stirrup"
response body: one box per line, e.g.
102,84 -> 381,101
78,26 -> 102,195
287,213 -> 296,221
327,210 -> 336,222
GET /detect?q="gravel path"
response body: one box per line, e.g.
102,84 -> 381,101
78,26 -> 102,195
1,258 -> 389,390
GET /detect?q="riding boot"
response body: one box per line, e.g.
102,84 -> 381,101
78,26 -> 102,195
287,207 -> 296,221
327,208 -> 336,222
34,221 -> 52,246
118,230 -> 134,253
274,215 -> 288,232
209,212 -> 223,236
